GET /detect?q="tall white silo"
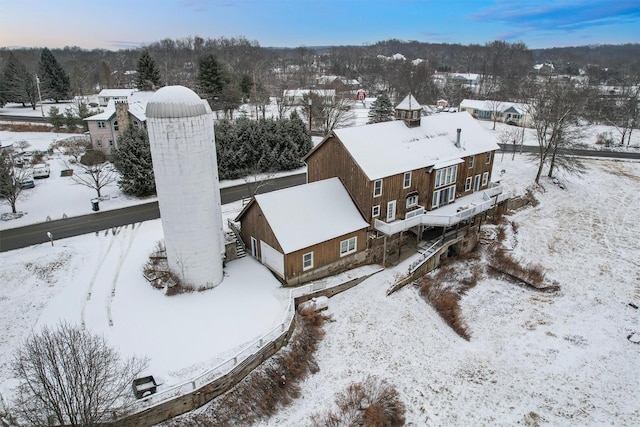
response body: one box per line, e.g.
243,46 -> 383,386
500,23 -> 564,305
146,86 -> 224,289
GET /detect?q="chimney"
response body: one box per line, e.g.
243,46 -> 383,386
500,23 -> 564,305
456,128 -> 461,148
114,99 -> 131,130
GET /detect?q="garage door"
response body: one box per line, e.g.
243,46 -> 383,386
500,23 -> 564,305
260,241 -> 284,278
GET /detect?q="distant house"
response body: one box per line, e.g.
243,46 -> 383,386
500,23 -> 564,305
355,89 -> 367,101
97,89 -> 136,107
84,91 -> 155,156
459,99 -> 532,127
282,89 -> 336,105
316,75 -> 360,93
235,178 -> 369,286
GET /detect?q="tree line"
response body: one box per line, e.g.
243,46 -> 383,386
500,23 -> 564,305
1,38 -> 638,107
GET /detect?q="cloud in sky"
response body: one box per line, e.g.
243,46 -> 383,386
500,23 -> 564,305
471,0 -> 640,41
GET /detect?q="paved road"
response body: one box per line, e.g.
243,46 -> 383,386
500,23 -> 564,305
498,143 -> 640,160
0,114 -> 47,123
2,145 -> 638,252
0,173 -> 306,252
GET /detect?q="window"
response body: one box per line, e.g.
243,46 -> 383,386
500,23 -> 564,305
485,152 -> 492,164
406,194 -> 418,208
303,252 -> 313,270
113,121 -> 119,131
372,205 -> 380,218
96,139 -> 102,147
435,165 -> 457,188
108,140 -> 114,146
465,177 -> 472,191
432,185 -> 456,208
373,179 -> 382,197
412,110 -> 419,119
482,172 -> 489,186
97,121 -> 106,128
468,156 -> 474,168
340,237 -> 357,256
403,171 -> 412,188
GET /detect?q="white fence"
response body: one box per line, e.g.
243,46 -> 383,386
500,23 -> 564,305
119,271 -> 362,416
120,292 -> 296,415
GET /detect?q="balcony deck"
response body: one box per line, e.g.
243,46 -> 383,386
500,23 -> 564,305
374,183 -> 508,235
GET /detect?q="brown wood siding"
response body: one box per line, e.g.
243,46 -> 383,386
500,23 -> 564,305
371,168 -> 434,219
306,137 -> 497,225
284,229 -> 367,279
306,136 -> 372,222
238,202 -> 283,259
459,150 -> 496,196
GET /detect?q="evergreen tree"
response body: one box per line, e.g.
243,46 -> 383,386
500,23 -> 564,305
196,53 -> 229,110
112,126 -> 156,197
46,106 -> 64,131
367,92 -> 395,123
135,50 -> 161,91
289,111 -> 313,158
1,53 -> 37,109
38,47 -> 71,102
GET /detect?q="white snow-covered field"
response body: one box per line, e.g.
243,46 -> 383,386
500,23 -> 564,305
258,157 -> 640,426
1,104 -> 639,424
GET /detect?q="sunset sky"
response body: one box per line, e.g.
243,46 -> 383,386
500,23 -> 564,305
1,0 -> 638,50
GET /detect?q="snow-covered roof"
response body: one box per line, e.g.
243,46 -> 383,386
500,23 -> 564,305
460,99 -> 529,115
449,73 -> 480,82
250,177 -> 368,254
395,94 -> 422,111
146,86 -> 210,118
85,91 -> 156,122
85,109 -> 115,121
283,89 -> 336,98
331,112 -> 499,180
98,89 -> 136,97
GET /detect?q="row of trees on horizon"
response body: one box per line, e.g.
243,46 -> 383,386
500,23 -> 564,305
1,37 -> 639,107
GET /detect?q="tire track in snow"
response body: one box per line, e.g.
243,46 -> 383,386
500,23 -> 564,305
80,229 -> 118,330
105,222 -> 140,326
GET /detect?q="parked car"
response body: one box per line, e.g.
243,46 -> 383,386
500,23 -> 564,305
32,163 -> 50,178
19,175 -> 35,189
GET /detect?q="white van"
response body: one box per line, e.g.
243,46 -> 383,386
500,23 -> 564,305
32,163 -> 50,178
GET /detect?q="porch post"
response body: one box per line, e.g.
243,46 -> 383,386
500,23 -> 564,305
382,235 -> 387,267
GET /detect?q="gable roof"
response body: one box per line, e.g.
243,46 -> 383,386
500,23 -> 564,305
98,89 -> 136,98
460,99 -> 528,115
329,112 -> 499,181
395,94 -> 422,111
85,91 -> 155,122
239,177 -> 368,254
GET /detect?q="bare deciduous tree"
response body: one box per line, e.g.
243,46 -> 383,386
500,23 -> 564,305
11,322 -> 148,427
0,151 -> 31,214
523,78 -> 588,183
485,99 -> 504,130
69,150 -> 118,198
54,137 -> 90,162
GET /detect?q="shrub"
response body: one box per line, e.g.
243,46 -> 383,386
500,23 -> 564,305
310,376 -> 406,427
170,310 -> 328,426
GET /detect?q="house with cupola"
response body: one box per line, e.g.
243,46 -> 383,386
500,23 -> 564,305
235,94 -> 507,284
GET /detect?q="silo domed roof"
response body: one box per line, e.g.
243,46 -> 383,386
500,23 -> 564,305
146,85 -> 209,118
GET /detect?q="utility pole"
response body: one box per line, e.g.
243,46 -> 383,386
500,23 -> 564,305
308,96 -> 312,133
35,75 -> 44,117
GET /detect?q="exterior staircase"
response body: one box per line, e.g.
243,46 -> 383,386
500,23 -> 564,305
226,220 -> 247,259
